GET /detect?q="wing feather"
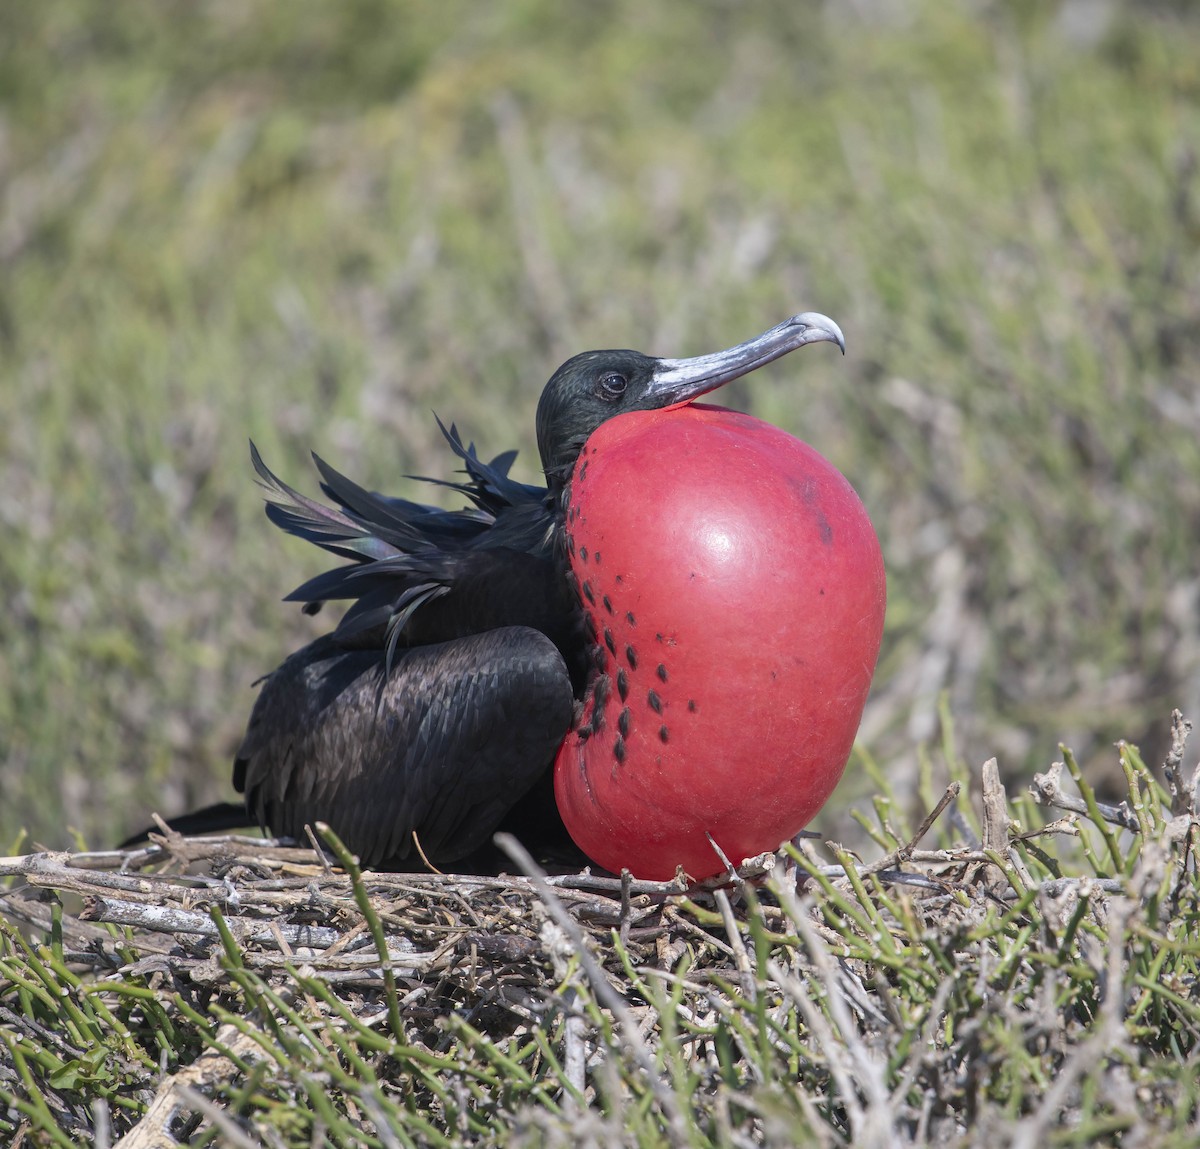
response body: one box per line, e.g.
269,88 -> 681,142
234,627 -> 573,868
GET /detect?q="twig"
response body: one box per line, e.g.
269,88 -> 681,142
1160,709 -> 1196,816
113,1024 -> 262,1149
1038,877 -> 1125,897
79,895 -> 426,962
562,998 -> 587,1103
1007,900 -> 1134,1149
712,889 -> 755,999
979,759 -> 1012,893
618,869 -> 633,949
495,833 -> 693,1148
317,823 -> 403,1038
544,871 -> 688,897
859,782 -> 961,877
767,887 -> 888,1144
174,1087 -> 260,1149
1030,761 -> 1141,831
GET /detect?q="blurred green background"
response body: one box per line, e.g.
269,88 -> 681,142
1,0 -> 1197,852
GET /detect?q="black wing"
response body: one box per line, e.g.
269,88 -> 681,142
249,442 -> 561,658
233,627 -> 573,868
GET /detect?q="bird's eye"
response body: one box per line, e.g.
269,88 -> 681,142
597,372 -> 627,400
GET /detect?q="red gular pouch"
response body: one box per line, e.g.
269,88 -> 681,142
554,403 -> 886,881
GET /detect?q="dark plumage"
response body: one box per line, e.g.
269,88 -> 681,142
235,628 -> 573,866
125,313 -> 845,871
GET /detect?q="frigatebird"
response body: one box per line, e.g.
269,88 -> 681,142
128,313 -> 882,878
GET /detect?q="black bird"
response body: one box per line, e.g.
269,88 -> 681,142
127,313 -> 846,871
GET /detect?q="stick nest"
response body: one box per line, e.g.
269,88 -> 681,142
1,712 -> 1199,1147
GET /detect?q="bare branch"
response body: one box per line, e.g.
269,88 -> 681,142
1030,761 -> 1141,830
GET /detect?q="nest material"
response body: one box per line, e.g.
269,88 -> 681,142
0,830 -> 829,1009
1,719 -> 1197,1147
0,795 -> 988,1143
0,790 -> 991,1013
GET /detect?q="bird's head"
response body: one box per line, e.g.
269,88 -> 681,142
535,312 -> 845,482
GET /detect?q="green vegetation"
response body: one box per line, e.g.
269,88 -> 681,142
3,723 -> 1199,1144
1,0 -> 1196,848
1,1 -> 1199,1143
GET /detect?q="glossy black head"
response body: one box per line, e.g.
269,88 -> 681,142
535,312 -> 846,482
